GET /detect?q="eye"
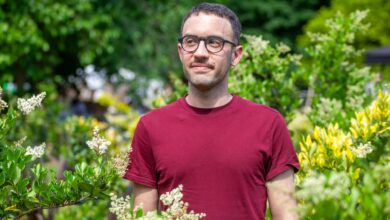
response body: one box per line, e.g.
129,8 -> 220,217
207,37 -> 223,48
184,36 -> 198,46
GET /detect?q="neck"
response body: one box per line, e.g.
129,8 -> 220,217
186,81 -> 232,108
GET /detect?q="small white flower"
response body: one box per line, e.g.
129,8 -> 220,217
160,184 -> 206,219
139,211 -> 160,220
14,136 -> 27,147
86,127 -> 111,155
109,193 -> 131,220
160,184 -> 184,206
25,143 -> 46,160
0,99 -> 7,111
0,87 -> 7,111
111,148 -> 131,177
350,142 -> 373,158
17,92 -> 46,115
244,35 -> 269,55
352,10 -> 368,26
110,185 -> 206,220
277,43 -> 290,54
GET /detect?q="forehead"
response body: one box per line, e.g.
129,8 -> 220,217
182,13 -> 234,39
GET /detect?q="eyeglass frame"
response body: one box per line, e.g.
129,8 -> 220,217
178,35 -> 237,53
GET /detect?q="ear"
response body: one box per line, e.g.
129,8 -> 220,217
178,43 -> 184,62
231,45 -> 243,66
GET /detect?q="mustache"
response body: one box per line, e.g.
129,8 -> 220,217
190,62 -> 214,68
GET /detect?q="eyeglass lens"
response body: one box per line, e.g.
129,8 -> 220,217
181,36 -> 225,53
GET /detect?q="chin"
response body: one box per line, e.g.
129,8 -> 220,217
191,75 -> 213,85
190,78 -> 220,91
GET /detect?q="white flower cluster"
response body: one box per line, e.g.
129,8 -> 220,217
0,87 -> 8,111
25,143 -> 46,160
14,136 -> 27,147
111,148 -> 131,177
86,127 -> 111,155
138,211 -> 161,220
160,184 -> 184,206
160,185 -> 206,220
244,35 -> 269,55
17,92 -> 46,115
296,172 -> 350,203
312,97 -> 344,125
276,43 -> 291,54
109,193 -> 132,220
351,10 -> 369,30
350,142 -> 373,158
110,185 -> 206,220
307,32 -> 331,43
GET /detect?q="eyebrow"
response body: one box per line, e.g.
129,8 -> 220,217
182,34 -> 225,39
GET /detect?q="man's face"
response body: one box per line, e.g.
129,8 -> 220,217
178,13 -> 242,91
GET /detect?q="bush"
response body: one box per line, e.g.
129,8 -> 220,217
0,89 -> 119,219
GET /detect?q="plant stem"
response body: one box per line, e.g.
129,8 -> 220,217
16,196 -> 96,219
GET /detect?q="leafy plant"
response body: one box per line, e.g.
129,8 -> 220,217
0,89 -> 119,219
303,10 -> 375,129
296,91 -> 389,219
229,35 -> 303,122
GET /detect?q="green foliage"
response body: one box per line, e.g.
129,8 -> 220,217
298,0 -> 390,48
1,0 -> 330,105
296,92 -> 390,219
229,35 -> 303,122
1,3 -> 388,218
302,10 -> 375,129
112,0 -> 329,80
54,200 -> 109,220
0,92 -> 118,219
296,163 -> 390,219
107,0 -> 195,79
0,0 -> 119,87
226,0 -> 330,46
4,85 -> 97,167
294,12 -> 389,219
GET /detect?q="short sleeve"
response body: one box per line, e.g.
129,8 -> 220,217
123,119 -> 157,188
266,113 -> 300,181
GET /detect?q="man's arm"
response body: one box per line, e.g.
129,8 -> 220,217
267,169 -> 298,220
133,182 -> 159,213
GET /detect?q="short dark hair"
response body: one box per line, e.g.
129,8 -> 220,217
181,3 -> 241,44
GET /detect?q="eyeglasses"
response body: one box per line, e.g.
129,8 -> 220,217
178,35 -> 237,53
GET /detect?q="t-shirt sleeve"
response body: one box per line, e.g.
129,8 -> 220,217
123,118 -> 157,188
266,113 -> 300,181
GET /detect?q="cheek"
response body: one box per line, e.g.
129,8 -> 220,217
181,54 -> 192,65
219,54 -> 232,68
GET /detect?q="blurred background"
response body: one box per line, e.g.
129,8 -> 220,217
1,0 -> 389,112
1,0 -> 390,219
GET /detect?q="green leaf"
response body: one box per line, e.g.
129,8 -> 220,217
32,182 -> 40,193
4,205 -> 21,212
0,173 -> 5,186
97,192 -> 110,199
24,200 -> 35,210
13,167 -> 21,185
79,183 -> 93,193
135,208 -> 143,218
16,178 -> 28,195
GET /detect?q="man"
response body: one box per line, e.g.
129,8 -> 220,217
124,3 -> 300,220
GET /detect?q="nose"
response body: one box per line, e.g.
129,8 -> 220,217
194,40 -> 209,57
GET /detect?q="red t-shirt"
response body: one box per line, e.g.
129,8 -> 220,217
124,94 -> 300,220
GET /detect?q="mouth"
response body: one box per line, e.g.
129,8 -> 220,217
190,63 -> 213,72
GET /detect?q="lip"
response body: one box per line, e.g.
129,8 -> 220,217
190,63 -> 213,71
